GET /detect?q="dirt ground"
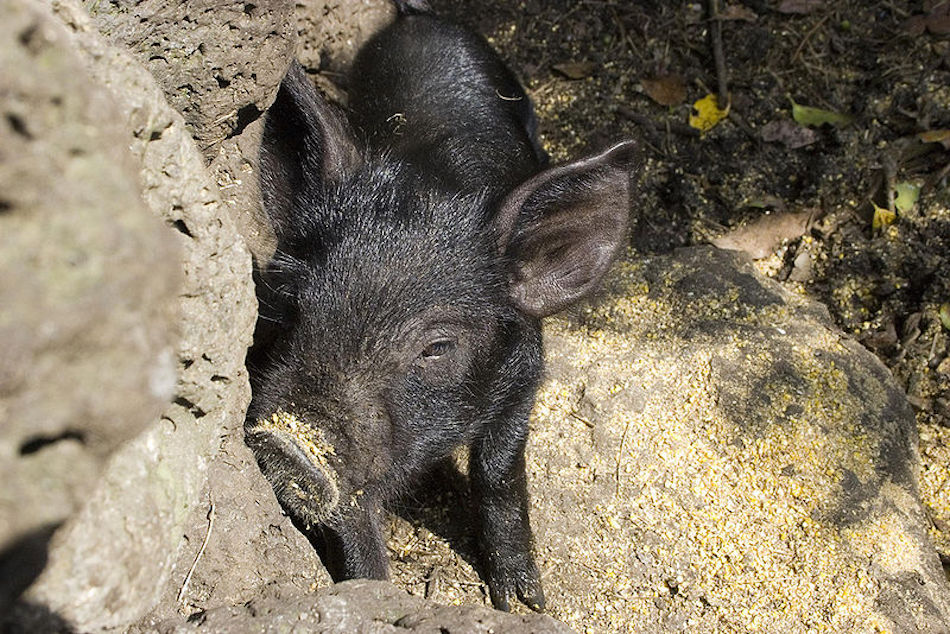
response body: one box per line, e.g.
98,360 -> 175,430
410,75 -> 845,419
419,0 -> 950,569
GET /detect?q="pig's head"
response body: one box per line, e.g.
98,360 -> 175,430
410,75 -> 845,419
246,62 -> 636,525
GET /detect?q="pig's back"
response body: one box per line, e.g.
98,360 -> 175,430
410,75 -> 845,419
348,14 -> 544,200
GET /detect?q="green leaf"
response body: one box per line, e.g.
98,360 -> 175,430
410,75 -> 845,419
940,303 -> 950,331
789,97 -> 853,127
894,182 -> 920,213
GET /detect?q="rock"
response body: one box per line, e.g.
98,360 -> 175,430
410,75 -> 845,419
521,246 -> 950,632
4,0 -> 949,631
87,0 -> 295,154
294,0 -> 395,80
0,0 -> 180,605
208,0 -> 397,265
145,579 -> 573,633
207,118 -> 276,264
0,0 -> 309,631
84,0 -> 297,266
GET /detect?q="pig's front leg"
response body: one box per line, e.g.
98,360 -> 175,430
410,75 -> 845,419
323,502 -> 390,581
470,416 -> 545,612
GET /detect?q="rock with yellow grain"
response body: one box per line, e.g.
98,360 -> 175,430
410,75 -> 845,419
519,246 -> 950,632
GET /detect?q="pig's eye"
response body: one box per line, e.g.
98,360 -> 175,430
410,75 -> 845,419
420,337 -> 456,361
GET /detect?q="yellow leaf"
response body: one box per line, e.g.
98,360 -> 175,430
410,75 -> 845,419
789,97 -> 853,127
872,204 -> 896,230
919,129 -> 950,149
689,94 -> 729,134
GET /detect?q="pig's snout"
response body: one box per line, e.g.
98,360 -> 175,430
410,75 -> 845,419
245,410 -> 341,527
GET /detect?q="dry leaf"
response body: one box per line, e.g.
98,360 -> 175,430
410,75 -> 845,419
777,0 -> 824,15
552,62 -> 596,80
925,14 -> 950,33
919,129 -> 950,149
720,4 -> 758,21
712,209 -> 815,260
747,196 -> 788,212
904,1 -> 950,34
905,13 -> 950,34
903,15 -> 928,35
760,120 -> 818,149
688,94 -> 729,134
642,75 -> 687,106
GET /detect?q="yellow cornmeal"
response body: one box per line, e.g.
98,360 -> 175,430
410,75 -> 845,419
253,410 -> 340,523
255,409 -> 337,468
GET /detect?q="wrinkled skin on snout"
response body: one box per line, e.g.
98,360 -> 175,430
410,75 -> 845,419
246,7 -> 637,612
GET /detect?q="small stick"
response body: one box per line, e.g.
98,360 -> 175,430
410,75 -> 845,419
792,14 -> 832,64
930,160 -> 950,191
616,105 -> 700,138
707,0 -> 728,106
882,153 -> 897,214
568,411 -> 595,428
614,417 -> 633,496
178,498 -> 216,604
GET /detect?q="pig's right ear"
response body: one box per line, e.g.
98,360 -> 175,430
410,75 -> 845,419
494,141 -> 638,318
260,61 -> 362,236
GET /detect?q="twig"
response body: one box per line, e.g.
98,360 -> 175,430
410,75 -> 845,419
929,330 -> 941,365
610,7 -> 636,58
707,0 -> 728,106
568,410 -> 595,428
882,153 -> 898,214
616,105 -> 700,138
729,107 -> 760,143
178,498 -> 216,604
615,106 -> 662,151
792,14 -> 832,64
614,416 -> 633,496
930,160 -> 950,190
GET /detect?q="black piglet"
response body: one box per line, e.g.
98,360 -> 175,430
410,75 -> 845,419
246,0 -> 636,612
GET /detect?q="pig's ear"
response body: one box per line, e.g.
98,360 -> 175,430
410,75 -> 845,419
495,141 -> 637,318
260,61 -> 361,235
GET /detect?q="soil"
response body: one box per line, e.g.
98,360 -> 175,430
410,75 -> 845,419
418,0 -> 950,571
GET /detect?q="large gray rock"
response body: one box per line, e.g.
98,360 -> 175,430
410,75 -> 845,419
522,247 -> 950,632
85,0 -> 297,265
4,0 -> 948,631
147,579 -> 572,633
294,0 -> 394,79
0,0 -> 294,630
87,0 -> 295,153
0,0 -> 180,604
209,0 -> 397,265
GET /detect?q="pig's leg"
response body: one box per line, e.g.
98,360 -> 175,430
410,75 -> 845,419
324,503 -> 390,581
470,415 -> 545,612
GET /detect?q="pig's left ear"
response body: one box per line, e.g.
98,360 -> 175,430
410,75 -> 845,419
494,141 -> 637,318
260,61 -> 362,242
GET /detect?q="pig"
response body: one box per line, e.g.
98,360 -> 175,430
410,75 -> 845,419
244,0 -> 636,612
